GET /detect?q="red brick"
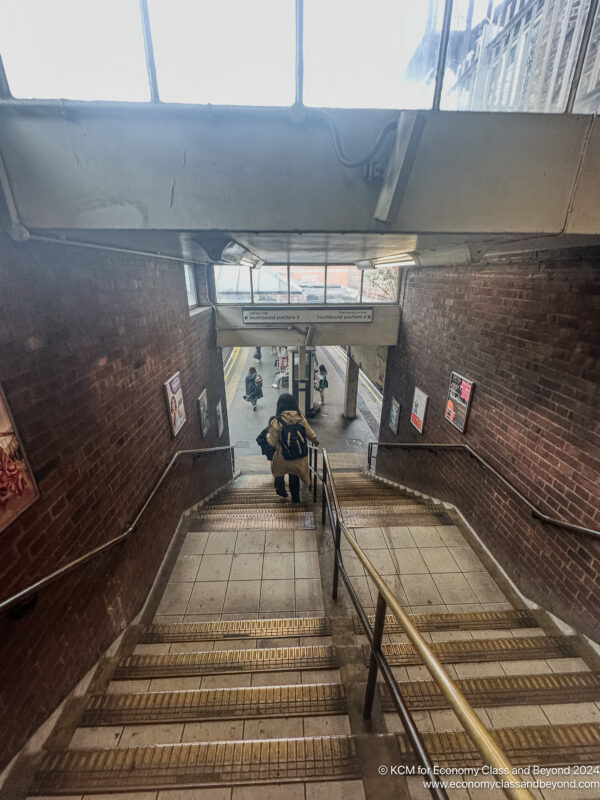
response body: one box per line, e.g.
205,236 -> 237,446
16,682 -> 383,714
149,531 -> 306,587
380,251 -> 600,641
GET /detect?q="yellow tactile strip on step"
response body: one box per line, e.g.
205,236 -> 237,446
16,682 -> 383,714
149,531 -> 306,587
82,683 -> 347,726
353,609 -> 538,634
379,672 -> 600,712
343,510 -> 452,526
144,616 -> 331,643
367,636 -> 577,666
114,645 -> 339,680
397,724 -> 600,767
189,511 -> 315,530
30,735 -> 361,794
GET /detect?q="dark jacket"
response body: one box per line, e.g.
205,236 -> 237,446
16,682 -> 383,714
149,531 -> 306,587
256,427 -> 276,460
245,373 -> 263,400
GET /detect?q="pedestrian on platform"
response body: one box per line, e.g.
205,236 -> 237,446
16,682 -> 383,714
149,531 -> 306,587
315,364 -> 328,405
243,366 -> 263,411
266,393 -> 318,503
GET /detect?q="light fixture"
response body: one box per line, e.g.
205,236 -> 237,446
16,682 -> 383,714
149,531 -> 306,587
355,253 -> 416,269
220,241 -> 264,269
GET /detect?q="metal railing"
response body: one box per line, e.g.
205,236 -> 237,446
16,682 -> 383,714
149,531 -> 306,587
307,444 -> 534,800
0,446 -> 235,614
367,441 -> 600,538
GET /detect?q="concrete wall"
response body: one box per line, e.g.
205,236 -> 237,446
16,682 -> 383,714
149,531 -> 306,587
0,105 -> 598,235
349,345 -> 388,391
377,251 -> 600,640
216,304 -> 400,347
0,222 -> 231,769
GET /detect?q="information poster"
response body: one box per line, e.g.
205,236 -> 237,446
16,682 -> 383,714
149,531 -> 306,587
410,387 -> 428,434
444,372 -> 475,433
164,372 -> 186,437
198,389 -> 210,438
0,384 -> 39,532
388,397 -> 400,434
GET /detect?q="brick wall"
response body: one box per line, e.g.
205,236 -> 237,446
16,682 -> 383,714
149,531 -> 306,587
378,251 -> 600,640
0,229 -> 231,769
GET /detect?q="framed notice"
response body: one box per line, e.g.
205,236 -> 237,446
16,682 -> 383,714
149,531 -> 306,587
0,383 -> 39,532
444,372 -> 475,433
164,372 -> 186,437
388,397 -> 400,434
216,399 -> 224,439
410,387 -> 428,434
198,389 -> 210,438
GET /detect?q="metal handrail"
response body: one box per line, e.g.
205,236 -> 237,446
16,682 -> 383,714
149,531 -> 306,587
368,441 -> 600,538
0,446 -> 235,614
308,444 -> 534,800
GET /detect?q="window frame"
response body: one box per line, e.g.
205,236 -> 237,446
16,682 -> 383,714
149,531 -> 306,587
213,263 -> 400,306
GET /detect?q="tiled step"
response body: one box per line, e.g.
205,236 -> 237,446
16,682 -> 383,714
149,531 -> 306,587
114,645 -> 339,680
397,723 -> 600,768
353,609 -> 538,634
373,635 -> 577,666
143,616 -> 331,643
30,735 -> 361,794
343,509 -> 452,526
82,682 -> 347,726
379,672 -> 600,711
189,511 -> 314,530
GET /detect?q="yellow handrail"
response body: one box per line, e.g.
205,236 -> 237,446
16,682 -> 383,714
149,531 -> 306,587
311,445 -> 534,800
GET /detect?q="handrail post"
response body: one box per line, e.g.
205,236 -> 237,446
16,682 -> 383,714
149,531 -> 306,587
367,442 -> 372,471
312,448 -> 317,503
332,518 -> 341,600
321,453 -> 327,524
363,590 -> 387,719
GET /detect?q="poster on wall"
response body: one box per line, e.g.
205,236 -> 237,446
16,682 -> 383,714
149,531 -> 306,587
388,397 -> 400,434
410,387 -> 428,434
216,399 -> 224,439
198,389 -> 210,438
444,372 -> 475,433
164,372 -> 186,437
0,384 -> 39,532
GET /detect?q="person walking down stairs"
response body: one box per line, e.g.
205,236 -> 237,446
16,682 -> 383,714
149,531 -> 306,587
267,393 -> 318,503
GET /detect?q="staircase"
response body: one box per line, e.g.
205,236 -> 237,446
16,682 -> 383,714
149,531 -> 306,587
8,468 -> 600,800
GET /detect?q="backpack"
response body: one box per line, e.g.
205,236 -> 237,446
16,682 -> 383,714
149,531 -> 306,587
277,416 -> 308,460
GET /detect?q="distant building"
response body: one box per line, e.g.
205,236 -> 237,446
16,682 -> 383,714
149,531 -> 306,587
423,0 -> 600,113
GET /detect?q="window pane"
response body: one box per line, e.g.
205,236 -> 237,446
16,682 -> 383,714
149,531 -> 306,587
148,0 -> 295,105
214,265 -> 252,303
326,265 -> 361,303
252,266 -> 289,304
289,266 -> 325,303
361,267 -> 399,304
0,0 -> 150,101
184,264 -> 198,306
574,2 -> 600,112
304,0 -> 445,108
442,0 -> 592,112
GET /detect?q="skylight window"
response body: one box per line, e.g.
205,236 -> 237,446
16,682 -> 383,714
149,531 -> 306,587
0,0 -> 150,101
303,0 -> 444,108
147,0 -> 295,106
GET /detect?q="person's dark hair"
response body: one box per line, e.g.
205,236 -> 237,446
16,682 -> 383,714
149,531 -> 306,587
248,366 -> 257,374
276,393 -> 300,416
319,364 -> 327,374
